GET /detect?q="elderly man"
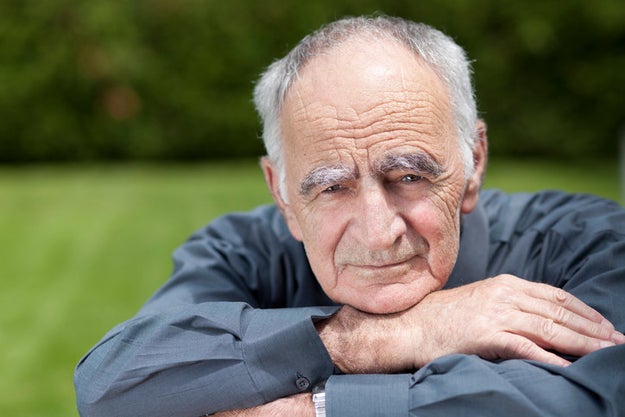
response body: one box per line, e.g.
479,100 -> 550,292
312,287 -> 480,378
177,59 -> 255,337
75,16 -> 625,417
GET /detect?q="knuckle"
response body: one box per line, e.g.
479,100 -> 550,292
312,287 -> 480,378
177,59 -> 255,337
490,274 -> 514,286
552,305 -> 569,325
483,278 -> 512,300
512,338 -> 537,359
552,287 -> 569,304
496,334 -> 536,360
540,318 -> 559,344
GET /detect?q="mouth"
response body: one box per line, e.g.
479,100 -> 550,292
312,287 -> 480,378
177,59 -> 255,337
345,254 -> 419,270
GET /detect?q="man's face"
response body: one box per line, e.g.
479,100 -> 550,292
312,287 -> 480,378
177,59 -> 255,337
265,38 -> 482,314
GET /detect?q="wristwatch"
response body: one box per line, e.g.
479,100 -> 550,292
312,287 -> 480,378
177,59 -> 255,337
312,381 -> 326,417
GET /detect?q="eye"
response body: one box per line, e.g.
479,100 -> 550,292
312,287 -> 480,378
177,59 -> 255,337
400,174 -> 423,183
322,184 -> 343,193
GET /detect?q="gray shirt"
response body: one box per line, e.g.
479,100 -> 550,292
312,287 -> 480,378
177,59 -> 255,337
74,189 -> 625,417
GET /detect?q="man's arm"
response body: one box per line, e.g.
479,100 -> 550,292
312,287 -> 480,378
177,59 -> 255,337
326,346 -> 625,417
211,276 -> 625,417
318,275 -> 623,374
215,345 -> 625,417
75,207 -> 339,417
317,275 -> 625,416
74,303 -> 337,417
212,349 -> 625,417
74,272 -> 621,417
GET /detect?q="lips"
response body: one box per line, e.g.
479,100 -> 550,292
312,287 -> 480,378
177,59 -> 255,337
336,255 -> 425,281
333,235 -> 429,275
346,254 -> 418,269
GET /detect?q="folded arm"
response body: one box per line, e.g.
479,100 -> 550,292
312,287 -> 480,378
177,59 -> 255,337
75,274 -> 623,417
214,275 -> 625,417
213,347 -> 625,417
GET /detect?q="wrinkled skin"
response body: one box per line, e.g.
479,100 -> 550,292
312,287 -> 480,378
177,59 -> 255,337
263,37 -> 485,314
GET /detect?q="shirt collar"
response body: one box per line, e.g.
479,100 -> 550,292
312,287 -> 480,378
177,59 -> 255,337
446,200 -> 489,288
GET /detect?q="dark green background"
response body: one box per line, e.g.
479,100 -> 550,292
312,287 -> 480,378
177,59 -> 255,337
1,0 -> 624,162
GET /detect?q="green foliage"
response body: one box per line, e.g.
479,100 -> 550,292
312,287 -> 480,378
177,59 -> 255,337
0,0 -> 624,162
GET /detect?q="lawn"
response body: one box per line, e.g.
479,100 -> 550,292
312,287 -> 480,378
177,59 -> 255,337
0,158 -> 621,416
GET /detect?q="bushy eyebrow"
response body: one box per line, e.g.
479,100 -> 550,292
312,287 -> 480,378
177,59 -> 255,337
298,152 -> 442,197
375,152 -> 443,178
299,165 -> 357,196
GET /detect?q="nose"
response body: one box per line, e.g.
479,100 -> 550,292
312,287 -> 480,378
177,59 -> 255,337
350,182 -> 407,251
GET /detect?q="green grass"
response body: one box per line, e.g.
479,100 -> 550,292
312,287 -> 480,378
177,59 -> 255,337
0,158 -> 621,416
484,157 -> 622,201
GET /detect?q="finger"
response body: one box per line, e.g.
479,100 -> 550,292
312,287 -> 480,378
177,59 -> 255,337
505,311 -> 616,357
511,281 -> 624,343
517,296 -> 616,341
523,282 -> 609,326
493,332 -> 571,367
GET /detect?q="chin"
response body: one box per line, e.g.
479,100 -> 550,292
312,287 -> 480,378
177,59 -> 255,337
344,289 -> 427,314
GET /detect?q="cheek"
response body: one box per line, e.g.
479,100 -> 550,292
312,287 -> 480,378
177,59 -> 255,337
406,191 -> 462,268
428,179 -> 465,229
407,193 -> 460,236
296,207 -> 346,285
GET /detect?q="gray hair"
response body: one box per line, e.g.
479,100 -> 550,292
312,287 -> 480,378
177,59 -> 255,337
253,15 -> 478,197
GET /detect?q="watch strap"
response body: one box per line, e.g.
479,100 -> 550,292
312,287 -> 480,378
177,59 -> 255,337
312,381 -> 326,417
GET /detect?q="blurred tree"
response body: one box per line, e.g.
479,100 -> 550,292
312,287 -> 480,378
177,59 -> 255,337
0,0 -> 623,162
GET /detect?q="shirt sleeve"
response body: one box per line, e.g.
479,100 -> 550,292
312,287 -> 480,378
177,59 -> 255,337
75,303 -> 337,417
74,206 -> 338,417
327,346 -> 625,417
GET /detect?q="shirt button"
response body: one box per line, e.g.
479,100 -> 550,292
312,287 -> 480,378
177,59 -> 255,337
295,375 -> 310,391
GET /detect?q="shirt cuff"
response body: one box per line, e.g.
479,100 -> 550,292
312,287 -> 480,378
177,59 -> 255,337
326,374 -> 411,417
243,306 -> 339,402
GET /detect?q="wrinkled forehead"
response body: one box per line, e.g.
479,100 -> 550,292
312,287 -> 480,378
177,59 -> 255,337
279,37 -> 455,160
281,37 -> 449,120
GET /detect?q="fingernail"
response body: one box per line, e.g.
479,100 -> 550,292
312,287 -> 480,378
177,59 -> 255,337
600,340 -> 616,349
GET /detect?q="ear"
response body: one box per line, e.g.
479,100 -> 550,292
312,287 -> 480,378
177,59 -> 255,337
461,119 -> 488,214
260,156 -> 304,241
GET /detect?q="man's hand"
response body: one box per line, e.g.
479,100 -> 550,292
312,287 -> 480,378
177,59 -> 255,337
408,275 -> 625,367
210,393 -> 313,417
317,274 -> 625,372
